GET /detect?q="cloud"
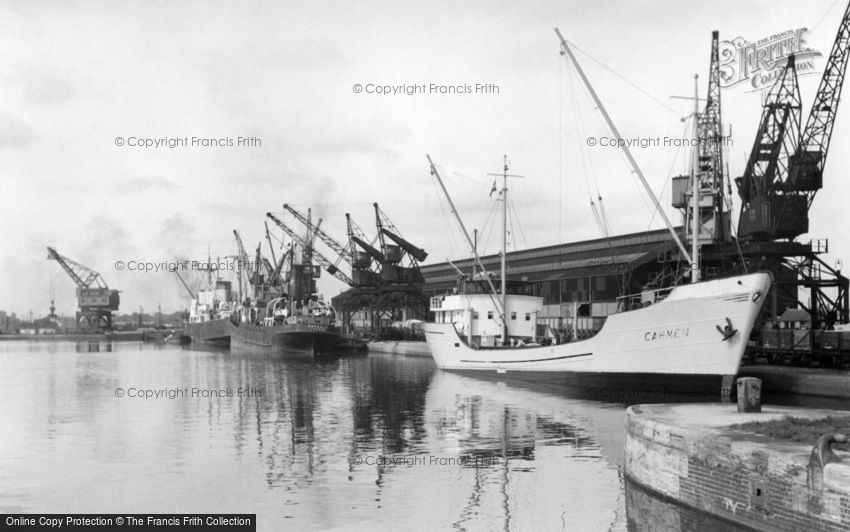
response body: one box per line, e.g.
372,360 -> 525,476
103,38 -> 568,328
0,110 -> 35,150
15,63 -> 79,105
200,201 -> 260,219
80,213 -> 131,264
112,175 -> 178,193
159,212 -> 197,258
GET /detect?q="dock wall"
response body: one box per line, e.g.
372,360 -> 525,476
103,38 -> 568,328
625,404 -> 850,531
739,366 -> 850,399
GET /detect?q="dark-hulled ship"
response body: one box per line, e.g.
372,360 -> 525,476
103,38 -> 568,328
184,218 -> 342,355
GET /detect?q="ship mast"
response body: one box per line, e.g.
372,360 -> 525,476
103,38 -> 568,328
487,155 -> 521,344
555,28 -> 693,268
502,159 -> 507,343
690,75 -> 701,283
427,154 -> 506,327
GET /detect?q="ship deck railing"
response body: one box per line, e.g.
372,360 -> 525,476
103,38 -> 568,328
615,286 -> 673,312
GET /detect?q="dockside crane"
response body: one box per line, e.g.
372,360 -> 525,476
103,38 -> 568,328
329,205 -> 430,337
731,2 -> 850,327
671,31 -> 730,267
46,247 -> 119,330
373,202 -> 428,284
262,257 -> 275,282
346,213 -> 383,287
233,230 -> 253,302
736,56 -> 803,240
263,221 -> 286,291
371,203 -> 430,332
270,242 -> 293,291
659,39 -> 728,290
283,204 -> 348,266
692,30 -> 729,245
789,3 -> 850,208
266,212 -> 354,287
284,203 -> 357,282
173,269 -> 195,299
253,242 -> 263,300
285,203 -> 387,289
698,31 -> 726,211
738,2 -> 850,241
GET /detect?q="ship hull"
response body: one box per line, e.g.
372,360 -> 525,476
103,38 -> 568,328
447,369 -> 726,398
184,318 -> 341,355
424,272 -> 771,377
184,319 -> 232,347
230,322 -> 341,354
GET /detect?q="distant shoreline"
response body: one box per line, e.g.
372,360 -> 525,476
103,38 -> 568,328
0,330 -> 167,342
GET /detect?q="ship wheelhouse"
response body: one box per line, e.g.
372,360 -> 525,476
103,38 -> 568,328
430,278 -> 544,348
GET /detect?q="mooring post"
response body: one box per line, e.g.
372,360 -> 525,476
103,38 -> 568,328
720,374 -> 735,403
737,377 -> 762,413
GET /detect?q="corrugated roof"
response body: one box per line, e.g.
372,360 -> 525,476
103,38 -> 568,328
421,226 -> 680,274
422,227 -> 678,290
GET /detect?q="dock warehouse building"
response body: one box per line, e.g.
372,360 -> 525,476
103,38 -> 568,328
420,227 -> 680,335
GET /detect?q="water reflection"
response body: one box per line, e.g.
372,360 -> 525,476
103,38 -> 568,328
75,341 -> 113,353
424,371 -> 627,531
4,341 -> 840,531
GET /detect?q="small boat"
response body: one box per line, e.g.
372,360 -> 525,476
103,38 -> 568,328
164,332 -> 191,345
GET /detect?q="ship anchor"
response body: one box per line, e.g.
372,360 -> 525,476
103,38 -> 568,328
716,317 -> 738,341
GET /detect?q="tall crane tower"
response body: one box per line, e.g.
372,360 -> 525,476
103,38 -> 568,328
46,247 -> 120,330
374,202 -> 428,285
738,2 -> 850,241
727,2 -> 850,328
346,213 -> 383,287
672,31 -> 731,251
365,202 -> 429,335
284,203 -> 384,289
736,55 -> 804,240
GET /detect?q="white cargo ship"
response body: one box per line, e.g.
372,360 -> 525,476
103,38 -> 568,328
422,29 -> 772,387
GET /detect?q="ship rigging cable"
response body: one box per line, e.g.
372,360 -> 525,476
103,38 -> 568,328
476,178 -> 526,258
563,42 -> 655,295
563,41 -> 671,227
428,165 -> 463,258
480,202 -> 498,258
558,50 -> 564,242
507,189 -> 528,250
564,53 -> 611,238
567,40 -> 682,115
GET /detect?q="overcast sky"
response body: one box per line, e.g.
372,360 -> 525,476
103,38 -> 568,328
3,0 -> 849,318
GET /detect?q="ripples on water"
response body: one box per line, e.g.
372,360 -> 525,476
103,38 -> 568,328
0,340 -> 833,531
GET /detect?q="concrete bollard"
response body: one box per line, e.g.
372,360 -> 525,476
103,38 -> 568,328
721,374 -> 735,403
737,377 -> 762,413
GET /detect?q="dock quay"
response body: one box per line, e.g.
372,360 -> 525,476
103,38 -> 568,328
0,330 -> 147,342
365,340 -> 430,357
740,366 -> 850,400
625,403 -> 850,531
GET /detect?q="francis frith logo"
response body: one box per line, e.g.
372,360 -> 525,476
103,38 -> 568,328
719,28 -> 822,90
